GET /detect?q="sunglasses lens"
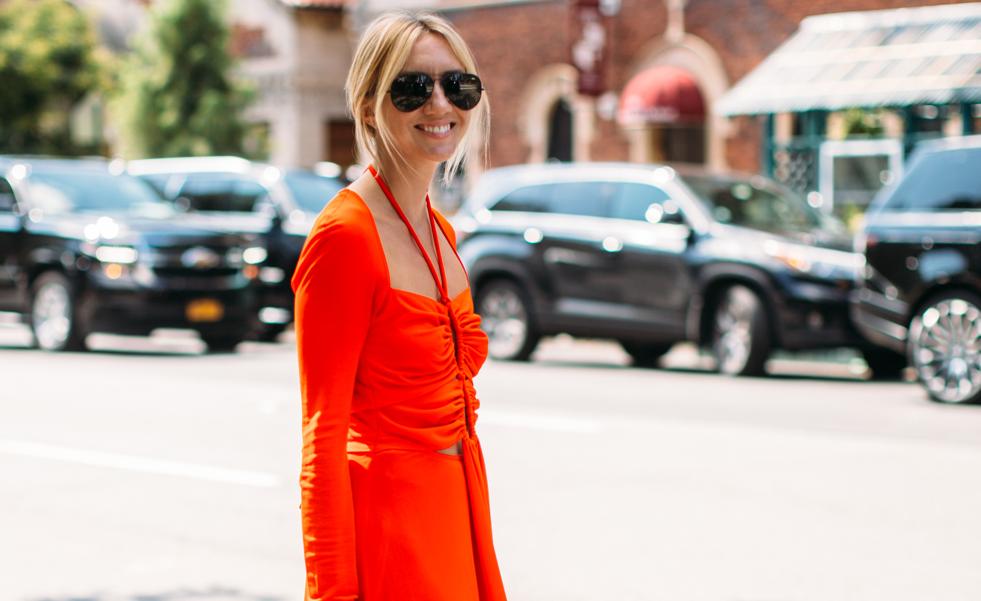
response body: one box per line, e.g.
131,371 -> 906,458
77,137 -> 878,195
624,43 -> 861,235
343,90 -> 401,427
444,72 -> 482,110
390,73 -> 432,112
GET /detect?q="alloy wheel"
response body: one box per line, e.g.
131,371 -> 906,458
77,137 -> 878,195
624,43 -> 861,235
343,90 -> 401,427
478,281 -> 536,361
711,285 -> 769,376
32,279 -> 74,351
909,295 -> 981,404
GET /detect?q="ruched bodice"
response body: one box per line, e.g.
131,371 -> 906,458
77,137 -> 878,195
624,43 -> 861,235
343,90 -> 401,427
349,285 -> 489,455
292,186 -> 506,601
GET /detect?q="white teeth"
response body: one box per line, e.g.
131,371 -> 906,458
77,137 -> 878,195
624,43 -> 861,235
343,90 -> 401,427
421,124 -> 451,134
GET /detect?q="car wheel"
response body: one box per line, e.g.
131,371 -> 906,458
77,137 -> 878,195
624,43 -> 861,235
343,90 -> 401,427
620,341 -> 673,368
202,335 -> 243,353
862,347 -> 908,381
908,291 -> 981,404
710,284 -> 770,376
476,279 -> 540,361
30,272 -> 88,352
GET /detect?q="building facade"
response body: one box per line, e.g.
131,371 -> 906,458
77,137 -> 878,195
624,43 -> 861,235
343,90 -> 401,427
414,0 -> 978,214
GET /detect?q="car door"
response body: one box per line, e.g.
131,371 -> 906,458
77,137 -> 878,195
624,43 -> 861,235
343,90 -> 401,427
604,181 -> 693,337
0,177 -> 22,310
535,180 -> 626,323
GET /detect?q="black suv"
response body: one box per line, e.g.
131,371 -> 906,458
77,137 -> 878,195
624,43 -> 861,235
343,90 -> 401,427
0,157 -> 265,352
127,157 -> 344,339
454,162 -> 880,376
852,136 -> 981,404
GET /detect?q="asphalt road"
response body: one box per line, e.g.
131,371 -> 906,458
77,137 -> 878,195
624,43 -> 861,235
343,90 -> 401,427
1,326 -> 980,601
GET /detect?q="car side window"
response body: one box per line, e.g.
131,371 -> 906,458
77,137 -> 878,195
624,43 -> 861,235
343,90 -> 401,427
179,173 -> 269,212
0,178 -> 15,212
885,147 -> 981,211
609,183 -> 680,223
492,184 -> 552,213
546,181 -> 616,218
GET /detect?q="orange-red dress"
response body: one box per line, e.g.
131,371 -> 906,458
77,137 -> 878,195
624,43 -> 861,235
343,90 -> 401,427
291,181 -> 507,601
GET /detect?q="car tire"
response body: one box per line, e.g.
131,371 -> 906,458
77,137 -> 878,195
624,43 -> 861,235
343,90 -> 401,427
862,347 -> 908,381
908,290 -> 981,405
202,335 -> 243,354
30,271 -> 88,352
620,341 -> 673,368
710,284 -> 770,376
476,279 -> 540,361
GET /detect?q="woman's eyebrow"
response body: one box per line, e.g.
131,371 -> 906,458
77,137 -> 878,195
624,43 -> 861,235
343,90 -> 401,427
399,68 -> 465,75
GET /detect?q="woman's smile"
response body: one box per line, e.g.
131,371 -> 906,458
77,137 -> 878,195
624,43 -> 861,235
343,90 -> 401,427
416,122 -> 456,138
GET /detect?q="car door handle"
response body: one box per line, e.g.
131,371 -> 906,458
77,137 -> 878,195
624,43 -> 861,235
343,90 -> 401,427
601,236 -> 623,253
522,227 -> 544,244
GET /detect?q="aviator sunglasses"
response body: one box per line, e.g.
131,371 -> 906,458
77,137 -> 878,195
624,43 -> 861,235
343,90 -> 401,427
388,71 -> 484,112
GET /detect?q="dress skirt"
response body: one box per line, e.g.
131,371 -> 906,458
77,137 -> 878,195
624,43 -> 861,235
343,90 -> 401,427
349,448 -> 480,601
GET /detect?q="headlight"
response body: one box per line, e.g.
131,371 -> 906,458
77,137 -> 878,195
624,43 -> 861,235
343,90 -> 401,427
763,240 -> 813,272
93,245 -> 139,264
763,240 -> 863,278
243,246 -> 268,265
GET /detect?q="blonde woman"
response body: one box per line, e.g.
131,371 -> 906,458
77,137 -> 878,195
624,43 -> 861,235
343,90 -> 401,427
291,11 -> 506,601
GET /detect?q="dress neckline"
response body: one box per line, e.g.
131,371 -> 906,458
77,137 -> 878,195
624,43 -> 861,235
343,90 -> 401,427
341,188 -> 470,306
368,165 -> 452,305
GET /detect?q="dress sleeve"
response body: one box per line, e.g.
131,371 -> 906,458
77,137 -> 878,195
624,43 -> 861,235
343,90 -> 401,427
291,209 -> 375,601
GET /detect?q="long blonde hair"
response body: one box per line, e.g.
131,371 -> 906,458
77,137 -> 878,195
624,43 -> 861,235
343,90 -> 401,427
345,11 -> 490,184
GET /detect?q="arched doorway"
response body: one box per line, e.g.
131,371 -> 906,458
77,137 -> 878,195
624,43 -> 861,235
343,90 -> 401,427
547,99 -> 574,162
619,65 -> 706,164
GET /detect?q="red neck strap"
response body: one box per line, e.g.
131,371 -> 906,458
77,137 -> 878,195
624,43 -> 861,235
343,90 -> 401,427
368,165 -> 450,303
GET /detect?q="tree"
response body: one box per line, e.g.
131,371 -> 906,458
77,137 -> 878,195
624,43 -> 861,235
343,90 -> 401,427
114,0 -> 252,158
0,0 -> 105,154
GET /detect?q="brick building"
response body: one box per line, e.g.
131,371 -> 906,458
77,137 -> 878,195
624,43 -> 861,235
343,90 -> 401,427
398,0 -> 980,213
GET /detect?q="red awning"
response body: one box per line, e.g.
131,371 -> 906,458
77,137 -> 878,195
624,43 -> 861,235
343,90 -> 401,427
618,65 -> 705,125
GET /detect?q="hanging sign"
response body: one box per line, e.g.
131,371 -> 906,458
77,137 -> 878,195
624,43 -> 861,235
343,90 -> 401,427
571,0 -> 612,97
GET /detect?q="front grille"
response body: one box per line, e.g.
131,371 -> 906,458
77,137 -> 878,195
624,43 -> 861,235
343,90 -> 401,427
144,244 -> 247,290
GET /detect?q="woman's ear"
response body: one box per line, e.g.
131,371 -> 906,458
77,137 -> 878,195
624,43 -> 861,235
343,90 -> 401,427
363,103 -> 376,129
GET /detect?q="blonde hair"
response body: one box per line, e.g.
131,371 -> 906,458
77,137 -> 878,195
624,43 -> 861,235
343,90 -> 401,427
345,11 -> 490,185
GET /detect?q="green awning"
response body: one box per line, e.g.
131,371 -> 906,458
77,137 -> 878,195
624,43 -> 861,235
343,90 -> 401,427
716,3 -> 981,116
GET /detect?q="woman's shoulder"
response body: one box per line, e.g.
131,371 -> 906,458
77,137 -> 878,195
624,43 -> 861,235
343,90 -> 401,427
308,188 -> 377,244
292,189 -> 384,292
431,208 -> 457,247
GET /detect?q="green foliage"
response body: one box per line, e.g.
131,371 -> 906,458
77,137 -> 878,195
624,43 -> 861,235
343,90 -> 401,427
0,0 -> 106,154
114,0 -> 253,158
843,108 -> 885,137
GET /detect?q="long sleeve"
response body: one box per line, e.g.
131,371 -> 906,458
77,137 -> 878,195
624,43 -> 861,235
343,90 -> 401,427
292,205 -> 377,601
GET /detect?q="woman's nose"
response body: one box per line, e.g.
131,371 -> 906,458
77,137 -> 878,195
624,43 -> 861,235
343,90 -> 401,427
425,81 -> 452,112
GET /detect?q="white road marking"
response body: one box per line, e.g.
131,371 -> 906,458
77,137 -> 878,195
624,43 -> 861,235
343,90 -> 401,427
0,440 -> 280,488
478,410 -> 604,433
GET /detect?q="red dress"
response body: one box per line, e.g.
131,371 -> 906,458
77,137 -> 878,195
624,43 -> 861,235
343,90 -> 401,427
291,173 -> 507,601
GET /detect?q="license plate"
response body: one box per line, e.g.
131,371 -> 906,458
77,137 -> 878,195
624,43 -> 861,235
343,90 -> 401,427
186,298 -> 224,322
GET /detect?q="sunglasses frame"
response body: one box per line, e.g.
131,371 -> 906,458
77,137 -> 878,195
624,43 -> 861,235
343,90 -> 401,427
388,71 -> 484,113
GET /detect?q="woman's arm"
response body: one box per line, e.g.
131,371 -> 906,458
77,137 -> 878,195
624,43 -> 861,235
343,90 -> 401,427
292,210 -> 375,601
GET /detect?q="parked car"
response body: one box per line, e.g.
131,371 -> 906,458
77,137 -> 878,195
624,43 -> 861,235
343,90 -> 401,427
0,157 -> 266,352
453,162 -> 882,376
127,156 -> 345,340
852,135 -> 981,404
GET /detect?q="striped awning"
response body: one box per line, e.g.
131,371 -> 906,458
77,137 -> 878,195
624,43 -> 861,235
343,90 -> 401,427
715,3 -> 981,116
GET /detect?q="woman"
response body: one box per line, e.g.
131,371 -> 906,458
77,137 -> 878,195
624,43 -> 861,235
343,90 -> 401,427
291,11 -> 506,601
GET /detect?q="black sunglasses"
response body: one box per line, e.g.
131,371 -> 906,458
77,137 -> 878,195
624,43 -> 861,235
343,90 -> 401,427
388,71 -> 484,112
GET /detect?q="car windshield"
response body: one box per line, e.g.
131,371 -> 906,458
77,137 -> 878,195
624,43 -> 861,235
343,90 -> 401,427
283,170 -> 344,214
26,170 -> 173,217
682,174 -> 827,234
877,146 -> 981,212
